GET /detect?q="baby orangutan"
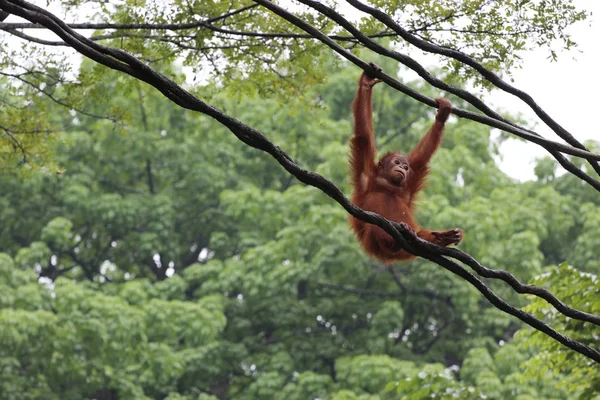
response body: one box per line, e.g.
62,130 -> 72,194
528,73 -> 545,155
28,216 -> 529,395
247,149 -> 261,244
349,64 -> 463,263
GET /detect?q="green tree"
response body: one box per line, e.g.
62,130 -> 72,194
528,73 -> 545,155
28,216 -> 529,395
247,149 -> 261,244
1,1 -> 599,399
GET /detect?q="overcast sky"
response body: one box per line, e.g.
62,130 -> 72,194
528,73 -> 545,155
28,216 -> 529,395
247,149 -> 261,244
487,0 -> 600,180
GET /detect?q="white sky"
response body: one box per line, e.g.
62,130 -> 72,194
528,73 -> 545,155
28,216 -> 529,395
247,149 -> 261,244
487,0 -> 600,180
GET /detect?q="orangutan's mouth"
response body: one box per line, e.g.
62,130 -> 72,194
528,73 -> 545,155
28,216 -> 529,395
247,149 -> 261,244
394,169 -> 405,180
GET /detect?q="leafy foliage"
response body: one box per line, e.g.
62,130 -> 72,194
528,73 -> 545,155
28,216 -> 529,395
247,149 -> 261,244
0,2 -> 599,398
1,58 -> 598,398
518,264 -> 600,399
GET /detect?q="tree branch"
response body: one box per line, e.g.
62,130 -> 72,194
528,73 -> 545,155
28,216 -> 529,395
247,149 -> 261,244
0,21 -> 399,45
315,281 -> 402,297
294,0 -> 600,192
0,70 -> 117,121
253,0 -> 600,192
0,123 -> 29,163
0,3 -> 260,30
2,0 -> 599,363
345,0 -> 600,178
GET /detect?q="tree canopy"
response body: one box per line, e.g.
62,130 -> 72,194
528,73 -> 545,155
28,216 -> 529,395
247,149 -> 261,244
0,1 -> 599,399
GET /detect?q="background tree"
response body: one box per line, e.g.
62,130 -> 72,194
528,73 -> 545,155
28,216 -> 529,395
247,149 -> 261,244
1,1 -> 599,399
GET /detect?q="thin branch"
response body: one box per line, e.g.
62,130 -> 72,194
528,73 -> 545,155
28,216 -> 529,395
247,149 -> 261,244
408,11 -> 464,32
0,3 -> 260,30
409,27 -> 540,36
1,26 -> 59,44
1,23 -> 399,46
387,267 -> 452,304
388,267 -> 406,292
0,124 -> 53,135
0,96 -> 28,109
377,115 -> 420,148
316,279 -> 450,302
315,281 -> 402,297
136,84 -> 156,195
199,23 -> 397,41
0,71 -> 117,121
424,242 -> 600,326
0,123 -> 29,163
68,249 -> 95,281
3,0 -> 600,363
0,3 -> 394,42
345,0 -> 600,178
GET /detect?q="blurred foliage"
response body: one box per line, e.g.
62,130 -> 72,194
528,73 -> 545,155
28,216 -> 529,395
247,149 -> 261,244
1,55 -> 599,398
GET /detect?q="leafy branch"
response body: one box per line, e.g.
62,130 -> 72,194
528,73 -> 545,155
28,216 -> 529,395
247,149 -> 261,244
254,0 -> 600,192
346,0 -> 600,176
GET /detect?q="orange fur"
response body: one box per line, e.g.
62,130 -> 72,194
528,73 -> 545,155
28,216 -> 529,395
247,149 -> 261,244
349,68 -> 462,263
